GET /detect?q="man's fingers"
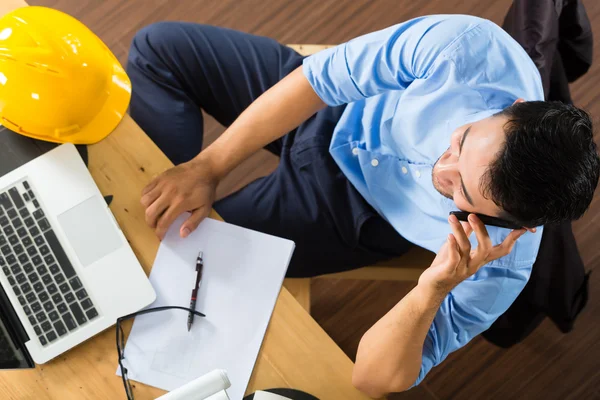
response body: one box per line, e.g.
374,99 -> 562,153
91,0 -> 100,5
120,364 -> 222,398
446,234 -> 461,265
488,228 -> 527,260
467,214 -> 493,264
145,196 -> 170,229
141,187 -> 161,208
449,215 -> 471,255
141,179 -> 159,196
155,203 -> 185,240
459,220 -> 473,237
181,208 -> 209,238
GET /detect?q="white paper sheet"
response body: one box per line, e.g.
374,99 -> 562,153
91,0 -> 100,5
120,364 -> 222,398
117,216 -> 295,400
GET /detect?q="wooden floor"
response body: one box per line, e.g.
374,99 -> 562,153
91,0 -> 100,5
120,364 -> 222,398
29,0 -> 600,399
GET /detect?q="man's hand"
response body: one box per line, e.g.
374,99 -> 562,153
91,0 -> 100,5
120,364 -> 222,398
140,157 -> 219,240
418,213 -> 527,296
138,67 -> 325,241
354,213 -> 529,396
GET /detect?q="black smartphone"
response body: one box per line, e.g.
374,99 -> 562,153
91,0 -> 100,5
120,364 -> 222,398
449,211 -> 523,230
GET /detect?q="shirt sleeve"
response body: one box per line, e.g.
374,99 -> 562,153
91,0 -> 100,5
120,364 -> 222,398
302,14 -> 485,106
412,263 -> 532,387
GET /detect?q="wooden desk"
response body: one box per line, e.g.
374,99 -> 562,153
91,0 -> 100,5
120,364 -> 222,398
0,1 -> 370,399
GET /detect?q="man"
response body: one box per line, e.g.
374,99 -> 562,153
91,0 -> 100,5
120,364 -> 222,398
127,14 -> 599,397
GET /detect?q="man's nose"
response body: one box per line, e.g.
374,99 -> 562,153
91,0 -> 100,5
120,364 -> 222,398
437,151 -> 459,171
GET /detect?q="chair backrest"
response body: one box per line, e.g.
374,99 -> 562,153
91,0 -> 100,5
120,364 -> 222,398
287,44 -> 334,56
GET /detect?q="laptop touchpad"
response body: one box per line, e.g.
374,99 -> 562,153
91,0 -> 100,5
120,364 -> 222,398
58,195 -> 124,267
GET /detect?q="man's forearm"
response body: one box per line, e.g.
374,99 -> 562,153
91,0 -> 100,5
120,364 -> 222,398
353,284 -> 446,397
196,66 -> 326,179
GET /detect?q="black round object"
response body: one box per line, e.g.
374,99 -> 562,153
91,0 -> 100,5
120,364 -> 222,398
243,388 -> 320,400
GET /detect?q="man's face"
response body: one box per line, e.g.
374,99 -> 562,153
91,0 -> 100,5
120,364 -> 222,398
432,114 -> 508,217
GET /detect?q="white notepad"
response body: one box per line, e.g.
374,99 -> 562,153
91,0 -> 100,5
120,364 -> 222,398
117,216 -> 295,400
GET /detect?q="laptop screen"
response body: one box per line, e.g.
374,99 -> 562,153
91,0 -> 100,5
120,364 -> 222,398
0,315 -> 30,369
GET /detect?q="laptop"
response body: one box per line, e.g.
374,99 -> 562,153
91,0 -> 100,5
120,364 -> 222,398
0,129 -> 156,367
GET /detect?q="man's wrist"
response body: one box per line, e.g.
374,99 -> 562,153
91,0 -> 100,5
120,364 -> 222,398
415,282 -> 449,309
193,146 -> 229,181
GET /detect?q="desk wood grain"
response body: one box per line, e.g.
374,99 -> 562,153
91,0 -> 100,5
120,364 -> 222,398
0,2 -> 369,399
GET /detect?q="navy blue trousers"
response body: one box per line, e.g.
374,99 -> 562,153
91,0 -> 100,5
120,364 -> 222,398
127,22 -> 414,277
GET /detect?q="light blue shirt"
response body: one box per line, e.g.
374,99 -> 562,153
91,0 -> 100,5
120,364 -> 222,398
302,15 -> 545,386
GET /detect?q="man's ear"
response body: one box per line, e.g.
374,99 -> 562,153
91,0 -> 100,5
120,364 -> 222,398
513,98 -> 525,105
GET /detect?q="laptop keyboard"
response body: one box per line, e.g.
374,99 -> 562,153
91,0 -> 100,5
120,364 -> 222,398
0,181 -> 98,347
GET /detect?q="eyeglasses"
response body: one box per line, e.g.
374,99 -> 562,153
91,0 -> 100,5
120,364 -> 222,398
116,306 -> 206,400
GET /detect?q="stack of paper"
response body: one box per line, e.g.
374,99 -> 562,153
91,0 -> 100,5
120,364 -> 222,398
117,216 -> 295,400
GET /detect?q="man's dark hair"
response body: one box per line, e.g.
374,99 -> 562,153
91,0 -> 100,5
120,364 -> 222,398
481,101 -> 600,228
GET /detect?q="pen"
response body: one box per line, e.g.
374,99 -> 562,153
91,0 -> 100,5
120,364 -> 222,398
187,251 -> 204,331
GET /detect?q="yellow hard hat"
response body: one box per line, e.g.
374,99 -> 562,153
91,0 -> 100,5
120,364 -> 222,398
0,6 -> 131,144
